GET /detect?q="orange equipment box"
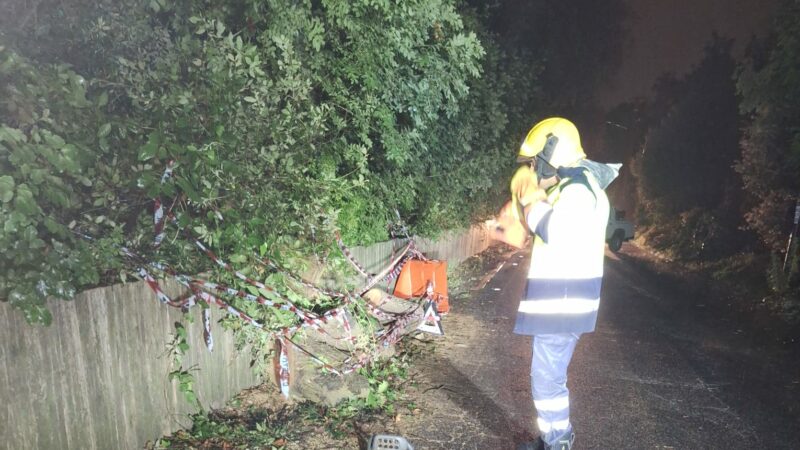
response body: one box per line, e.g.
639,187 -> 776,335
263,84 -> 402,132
393,259 -> 449,314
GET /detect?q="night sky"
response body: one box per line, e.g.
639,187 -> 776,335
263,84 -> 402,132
599,0 -> 780,107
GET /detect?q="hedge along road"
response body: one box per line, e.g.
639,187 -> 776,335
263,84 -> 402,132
392,243 -> 800,449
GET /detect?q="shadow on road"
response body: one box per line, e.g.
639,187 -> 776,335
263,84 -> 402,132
421,355 -> 536,446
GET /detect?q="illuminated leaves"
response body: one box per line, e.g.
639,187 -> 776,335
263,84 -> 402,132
0,176 -> 14,203
0,0 -> 541,326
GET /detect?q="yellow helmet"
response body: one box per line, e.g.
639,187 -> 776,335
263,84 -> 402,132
518,117 -> 585,179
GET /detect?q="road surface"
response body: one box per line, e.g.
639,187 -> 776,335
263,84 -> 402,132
395,244 -> 800,449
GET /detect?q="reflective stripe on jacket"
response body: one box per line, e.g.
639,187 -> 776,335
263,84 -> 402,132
513,167 -> 609,335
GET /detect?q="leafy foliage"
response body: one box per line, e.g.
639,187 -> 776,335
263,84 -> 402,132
168,321 -> 202,410
149,338 -> 422,449
0,8 -> 565,431
736,0 -> 800,254
1,0 -> 536,324
631,36 -> 746,260
603,6 -> 800,321
150,408 -> 292,449
734,1 -> 800,310
0,48 -> 124,324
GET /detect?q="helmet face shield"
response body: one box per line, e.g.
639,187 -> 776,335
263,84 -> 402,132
534,134 -> 558,180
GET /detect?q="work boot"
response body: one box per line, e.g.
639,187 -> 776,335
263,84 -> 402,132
515,437 -> 545,450
545,432 -> 575,450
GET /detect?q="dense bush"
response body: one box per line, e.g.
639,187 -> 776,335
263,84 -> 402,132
0,0 -> 549,324
631,36 -> 746,260
736,1 -> 800,303
0,51 -> 117,324
619,3 -> 800,316
736,1 -> 800,254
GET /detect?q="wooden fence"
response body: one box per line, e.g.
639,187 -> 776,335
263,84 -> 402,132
0,225 -> 491,450
351,225 -> 492,274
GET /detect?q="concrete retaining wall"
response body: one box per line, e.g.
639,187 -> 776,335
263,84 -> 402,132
0,225 -> 491,450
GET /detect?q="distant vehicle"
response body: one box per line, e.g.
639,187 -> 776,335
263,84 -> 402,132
606,207 -> 634,252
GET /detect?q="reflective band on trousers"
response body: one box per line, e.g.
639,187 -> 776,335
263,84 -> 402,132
534,395 -> 569,412
537,417 -> 571,433
518,298 -> 600,315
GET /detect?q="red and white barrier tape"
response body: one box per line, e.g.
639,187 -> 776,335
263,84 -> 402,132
335,232 -> 373,279
133,241 -> 423,385
131,231 -> 423,373
138,267 -> 173,304
357,244 -> 413,296
153,160 -> 175,247
258,258 -> 395,322
286,305 -> 421,376
195,289 -> 263,328
175,218 -> 358,343
133,255 -> 264,330
78,161 -> 438,384
131,240 -> 358,345
278,337 -> 291,398
259,258 -> 347,299
202,308 -> 214,352
193,240 -> 315,320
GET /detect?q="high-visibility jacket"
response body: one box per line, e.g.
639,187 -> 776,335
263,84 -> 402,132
513,166 -> 609,335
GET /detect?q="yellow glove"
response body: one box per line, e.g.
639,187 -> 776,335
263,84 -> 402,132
489,200 -> 529,249
510,166 -> 545,208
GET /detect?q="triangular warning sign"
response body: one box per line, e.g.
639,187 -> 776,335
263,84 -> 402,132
416,300 -> 444,335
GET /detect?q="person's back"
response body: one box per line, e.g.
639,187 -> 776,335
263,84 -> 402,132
510,118 -> 619,450
516,164 -> 610,336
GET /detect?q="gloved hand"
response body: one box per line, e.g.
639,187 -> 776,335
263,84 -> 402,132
489,200 -> 528,249
510,166 -> 546,207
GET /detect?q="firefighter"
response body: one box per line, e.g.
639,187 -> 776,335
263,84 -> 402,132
512,118 -> 619,450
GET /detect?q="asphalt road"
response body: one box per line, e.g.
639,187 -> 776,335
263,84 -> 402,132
398,244 -> 800,449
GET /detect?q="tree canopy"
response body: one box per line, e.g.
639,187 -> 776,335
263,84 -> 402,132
0,0 -> 632,325
736,0 -> 800,253
630,36 -> 744,259
612,1 -> 800,300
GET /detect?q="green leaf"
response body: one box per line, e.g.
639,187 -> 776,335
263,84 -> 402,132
184,391 -> 198,407
0,175 -> 14,202
241,284 -> 257,297
97,92 -> 108,107
176,323 -> 187,339
4,217 -> 18,233
13,184 -> 40,216
229,254 -> 247,264
44,217 -> 67,235
175,176 -> 200,202
0,126 -> 25,144
138,132 -> 161,161
366,391 -> 378,407
60,144 -> 81,173
97,123 -> 112,139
